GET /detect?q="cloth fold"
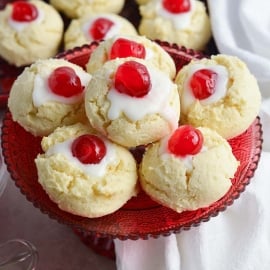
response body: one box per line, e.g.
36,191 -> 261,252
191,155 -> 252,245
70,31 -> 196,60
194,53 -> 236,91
208,0 -> 270,97
114,1 -> 270,269
115,235 -> 180,270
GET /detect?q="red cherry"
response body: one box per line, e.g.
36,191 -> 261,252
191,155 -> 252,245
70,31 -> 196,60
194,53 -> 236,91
168,125 -> 203,157
11,1 -> 38,22
48,66 -> 84,98
89,17 -> 114,40
189,69 -> 218,100
71,134 -> 107,164
109,38 -> 146,60
114,61 -> 151,97
162,0 -> 191,13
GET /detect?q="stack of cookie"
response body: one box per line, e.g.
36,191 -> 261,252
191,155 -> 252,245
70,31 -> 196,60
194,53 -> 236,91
4,0 -> 262,219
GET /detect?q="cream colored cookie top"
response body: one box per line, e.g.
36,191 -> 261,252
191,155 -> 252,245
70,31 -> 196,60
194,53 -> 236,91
0,0 -> 63,67
139,0 -> 211,50
85,57 -> 180,147
139,126 -> 239,213
35,123 -> 138,218
49,0 -> 125,19
8,58 -> 92,136
86,35 -> 176,79
40,122 -> 95,152
64,13 -> 138,50
136,0 -> 152,5
175,54 -> 261,139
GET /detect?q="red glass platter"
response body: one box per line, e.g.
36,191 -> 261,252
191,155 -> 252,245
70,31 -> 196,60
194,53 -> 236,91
1,42 -> 263,242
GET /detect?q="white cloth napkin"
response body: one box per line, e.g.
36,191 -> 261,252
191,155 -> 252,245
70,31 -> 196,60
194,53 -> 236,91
114,1 -> 270,269
207,0 -> 270,98
115,150 -> 270,270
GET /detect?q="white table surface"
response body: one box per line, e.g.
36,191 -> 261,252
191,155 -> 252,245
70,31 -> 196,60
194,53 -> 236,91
0,170 -> 116,270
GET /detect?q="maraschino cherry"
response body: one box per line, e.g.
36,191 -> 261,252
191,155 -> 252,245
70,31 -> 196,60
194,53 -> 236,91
12,1 -> 38,22
48,67 -> 84,98
168,125 -> 203,157
162,0 -> 191,14
109,38 -> 146,60
114,60 -> 151,97
189,69 -> 218,100
71,134 -> 107,164
89,17 -> 114,40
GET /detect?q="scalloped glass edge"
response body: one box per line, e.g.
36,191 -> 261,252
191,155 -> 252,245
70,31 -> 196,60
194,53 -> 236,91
1,116 -> 263,241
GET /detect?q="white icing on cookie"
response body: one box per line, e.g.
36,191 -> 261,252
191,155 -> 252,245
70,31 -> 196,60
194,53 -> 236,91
158,134 -> 207,172
32,66 -> 91,107
8,8 -> 44,31
82,14 -> 122,41
46,137 -> 117,178
182,64 -> 228,114
107,64 -> 179,130
111,36 -> 154,61
157,0 -> 195,29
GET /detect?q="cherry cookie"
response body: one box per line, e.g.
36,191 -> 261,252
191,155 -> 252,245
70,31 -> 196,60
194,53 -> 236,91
35,123 -> 138,218
175,54 -> 261,139
86,35 -> 176,79
84,57 -> 180,148
0,0 -> 63,67
138,0 -> 211,50
8,58 -> 92,136
49,0 -> 125,19
64,13 -> 138,50
139,125 -> 239,213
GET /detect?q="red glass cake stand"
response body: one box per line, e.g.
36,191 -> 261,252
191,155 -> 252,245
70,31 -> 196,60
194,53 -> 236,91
1,41 -> 263,259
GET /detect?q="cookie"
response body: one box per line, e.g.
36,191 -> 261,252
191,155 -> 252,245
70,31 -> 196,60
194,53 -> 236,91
136,0 -> 152,5
86,35 -> 176,79
139,0 -> 211,50
8,58 -> 92,136
139,125 -> 239,212
175,54 -> 261,139
49,0 -> 125,19
35,123 -> 138,218
64,13 -> 138,50
85,57 -> 180,147
0,0 -> 63,67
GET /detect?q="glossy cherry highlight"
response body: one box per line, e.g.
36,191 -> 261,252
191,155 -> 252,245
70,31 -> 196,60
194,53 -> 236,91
168,125 -> 203,157
189,69 -> 218,100
11,1 -> 38,22
162,0 -> 191,14
71,134 -> 107,164
48,66 -> 84,98
109,38 -> 146,60
114,61 -> 151,97
89,17 -> 114,40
